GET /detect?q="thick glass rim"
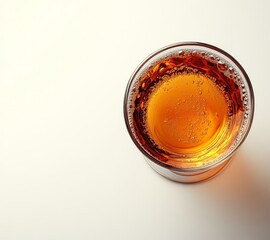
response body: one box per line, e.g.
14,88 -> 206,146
123,41 -> 255,173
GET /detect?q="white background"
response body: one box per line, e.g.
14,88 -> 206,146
0,0 -> 270,239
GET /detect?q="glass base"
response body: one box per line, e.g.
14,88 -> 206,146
145,157 -> 233,183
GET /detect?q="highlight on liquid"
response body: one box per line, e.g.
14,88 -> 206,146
125,45 -> 253,170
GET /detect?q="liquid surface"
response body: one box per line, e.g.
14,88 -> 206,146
129,50 -> 247,168
147,73 -> 228,155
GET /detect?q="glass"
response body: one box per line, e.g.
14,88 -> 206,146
124,42 -> 254,183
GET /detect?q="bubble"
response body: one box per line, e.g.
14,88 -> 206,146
185,50 -> 191,55
217,60 -> 228,72
178,50 -> 184,56
163,118 -> 169,123
209,54 -> 215,61
200,51 -> 206,57
229,67 -> 234,74
141,82 -> 145,89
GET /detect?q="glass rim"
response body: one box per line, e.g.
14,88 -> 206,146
123,41 -> 255,173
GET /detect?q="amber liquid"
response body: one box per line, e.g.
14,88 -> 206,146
130,51 -> 246,168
